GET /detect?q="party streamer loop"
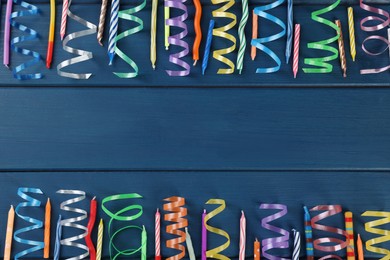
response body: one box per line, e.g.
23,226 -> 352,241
112,0 -> 146,78
362,211 -> 390,259
10,0 -> 43,80
212,0 -> 237,74
57,0 -> 97,79
251,0 -> 286,73
303,0 -> 340,73
163,196 -> 188,260
359,0 -> 390,74
56,189 -> 89,260
13,188 -> 44,260
165,0 -> 190,76
101,193 -> 146,260
205,199 -> 230,260
310,205 -> 349,260
260,203 -> 290,260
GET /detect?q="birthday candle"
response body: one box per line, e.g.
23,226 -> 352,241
201,209 -> 207,260
303,206 -> 314,260
151,0 -> 158,69
4,205 -> 15,260
347,7 -> 356,61
96,219 -> 103,260
46,0 -> 56,69
388,28 -> 390,59
293,24 -> 300,78
292,229 -> 301,260
60,0 -> 68,40
335,20 -> 347,77
53,215 -> 62,260
141,226 -> 147,260
3,0 -> 13,67
192,0 -> 202,65
202,20 -> 215,75
345,212 -> 355,260
254,238 -> 260,260
155,209 -> 161,260
44,199 -> 51,258
236,0 -> 249,74
239,210 -> 246,260
251,10 -> 257,60
357,234 -> 364,260
285,0 -> 293,63
108,0 -> 119,65
164,3 -> 170,50
97,0 -> 108,45
185,228 -> 196,260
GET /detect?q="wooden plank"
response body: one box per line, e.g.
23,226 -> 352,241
0,88 -> 389,170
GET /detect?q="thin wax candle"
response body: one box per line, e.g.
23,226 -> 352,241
44,199 -> 51,258
4,205 -> 15,260
254,238 -> 260,260
202,20 -> 215,75
239,211 -> 246,260
202,209 -> 207,260
155,209 -> 161,260
3,0 -> 13,67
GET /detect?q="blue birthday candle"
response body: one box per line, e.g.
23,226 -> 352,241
108,0 -> 119,65
202,20 -> 215,75
286,0 -> 293,63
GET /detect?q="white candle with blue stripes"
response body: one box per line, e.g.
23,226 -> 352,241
108,0 -> 119,65
285,0 -> 293,63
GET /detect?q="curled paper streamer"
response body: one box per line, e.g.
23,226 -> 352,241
56,189 -> 89,260
310,205 -> 349,260
361,211 -> 390,259
57,0 -> 97,79
251,0 -> 286,73
163,196 -> 188,260
303,0 -> 340,73
165,0 -> 190,76
359,0 -> 390,74
101,193 -> 147,260
260,203 -> 290,260
13,188 -> 44,259
10,0 -> 43,80
212,0 -> 237,74
112,0 -> 146,78
204,199 -> 231,260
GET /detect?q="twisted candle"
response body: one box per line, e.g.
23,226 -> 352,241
155,209 -> 161,260
236,0 -> 248,74
108,0 -> 119,65
285,0 -> 293,63
347,7 -> 356,61
293,24 -> 300,78
97,0 -> 108,45
60,0 -> 68,40
292,229 -> 301,260
96,219 -> 103,260
239,211 -> 246,260
202,20 -> 215,75
151,0 -> 158,69
335,20 -> 347,77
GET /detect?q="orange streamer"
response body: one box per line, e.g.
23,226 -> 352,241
192,0 -> 202,65
251,10 -> 258,60
164,196 -> 188,260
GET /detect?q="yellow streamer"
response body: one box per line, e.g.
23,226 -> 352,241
212,0 -> 236,74
362,211 -> 390,260
204,199 -> 230,260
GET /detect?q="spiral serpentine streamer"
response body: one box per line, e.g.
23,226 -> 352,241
56,189 -> 89,260
310,205 -> 349,260
259,203 -> 290,260
163,196 -> 188,260
101,193 -> 147,260
359,0 -> 390,74
361,211 -> 390,259
13,188 -> 44,260
302,0 -> 340,73
204,199 -> 231,260
112,0 -> 146,78
57,0 -> 97,79
251,0 -> 286,73
212,0 -> 237,74
10,0 -> 43,80
165,0 -> 190,76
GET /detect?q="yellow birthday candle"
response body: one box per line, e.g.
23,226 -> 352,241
362,211 -> 390,259
347,7 -> 356,61
212,0 -> 237,74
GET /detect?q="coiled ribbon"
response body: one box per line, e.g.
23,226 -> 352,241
163,196 -> 188,259
165,0 -> 190,76
112,0 -> 146,78
101,193 -> 147,260
359,0 -> 390,74
361,211 -> 390,259
260,203 -> 290,260
56,189 -> 89,260
310,205 -> 349,260
212,0 -> 236,74
10,0 -> 43,80
57,0 -> 97,79
251,0 -> 286,73
204,199 -> 230,260
13,187 -> 44,259
303,0 -> 340,73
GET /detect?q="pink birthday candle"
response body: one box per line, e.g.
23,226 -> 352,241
60,0 -> 68,40
293,24 -> 301,78
239,210 -> 246,260
202,209 -> 207,260
155,208 -> 161,260
3,0 -> 13,67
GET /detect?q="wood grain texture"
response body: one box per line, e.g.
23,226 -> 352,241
0,87 -> 389,170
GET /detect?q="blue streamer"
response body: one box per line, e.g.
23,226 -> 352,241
10,0 -> 43,80
54,215 -> 62,260
13,187 -> 45,260
251,0 -> 286,73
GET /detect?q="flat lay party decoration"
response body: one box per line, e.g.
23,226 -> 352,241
361,211 -> 390,259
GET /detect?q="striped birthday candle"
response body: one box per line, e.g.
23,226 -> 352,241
108,0 -> 119,65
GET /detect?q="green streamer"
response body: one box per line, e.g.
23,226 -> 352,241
101,193 -> 147,260
303,0 -> 340,73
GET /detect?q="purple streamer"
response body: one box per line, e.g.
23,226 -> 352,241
260,203 -> 290,260
165,0 -> 190,76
